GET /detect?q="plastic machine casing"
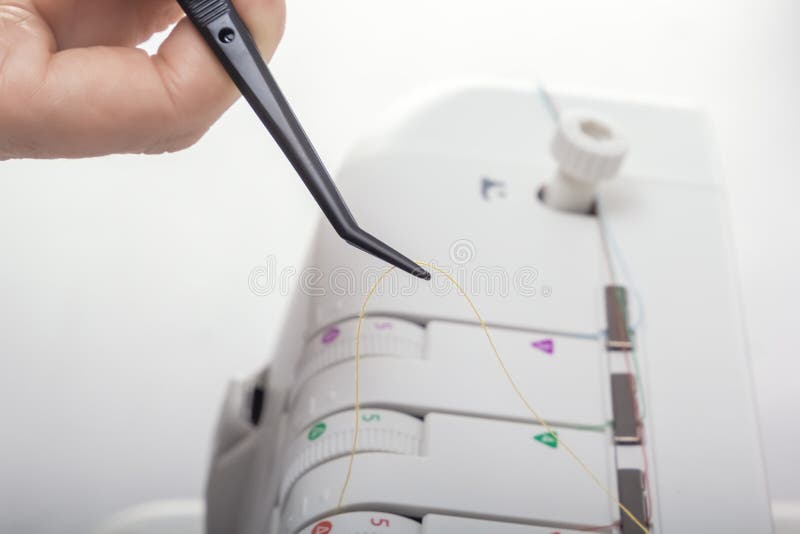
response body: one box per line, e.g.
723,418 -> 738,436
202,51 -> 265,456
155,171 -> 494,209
204,83 -> 773,534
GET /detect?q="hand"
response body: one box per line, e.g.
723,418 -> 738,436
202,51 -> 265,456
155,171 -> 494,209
0,0 -> 285,159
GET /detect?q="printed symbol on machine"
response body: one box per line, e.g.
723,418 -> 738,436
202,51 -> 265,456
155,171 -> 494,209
530,338 -> 554,355
321,327 -> 340,344
311,520 -> 333,534
307,422 -> 327,441
533,431 -> 559,449
481,176 -> 507,201
374,322 -> 393,330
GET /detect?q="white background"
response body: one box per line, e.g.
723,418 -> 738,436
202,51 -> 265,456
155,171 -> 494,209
1,1 -> 798,532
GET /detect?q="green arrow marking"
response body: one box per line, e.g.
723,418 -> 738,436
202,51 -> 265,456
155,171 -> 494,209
533,431 -> 558,449
307,422 -> 327,441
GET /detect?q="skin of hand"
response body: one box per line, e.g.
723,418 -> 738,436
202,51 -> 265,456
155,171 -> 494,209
0,0 -> 285,159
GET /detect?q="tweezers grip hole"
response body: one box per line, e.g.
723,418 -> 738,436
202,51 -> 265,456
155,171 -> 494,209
218,27 -> 236,43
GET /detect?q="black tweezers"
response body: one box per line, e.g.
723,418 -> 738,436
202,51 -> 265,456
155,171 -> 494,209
177,0 -> 431,281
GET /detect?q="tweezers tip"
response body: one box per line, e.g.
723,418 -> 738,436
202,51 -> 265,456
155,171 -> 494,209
412,266 -> 432,281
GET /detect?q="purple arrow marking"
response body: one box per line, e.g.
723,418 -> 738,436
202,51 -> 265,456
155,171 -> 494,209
531,338 -> 554,355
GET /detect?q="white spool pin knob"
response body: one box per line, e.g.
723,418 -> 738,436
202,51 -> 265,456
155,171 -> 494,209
545,109 -> 628,213
298,512 -> 421,534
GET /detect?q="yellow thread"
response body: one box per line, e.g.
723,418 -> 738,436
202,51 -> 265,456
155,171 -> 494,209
337,264 -> 396,509
338,261 -> 650,534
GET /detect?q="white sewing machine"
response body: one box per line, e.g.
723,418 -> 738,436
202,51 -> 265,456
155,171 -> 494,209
98,82 -> 773,534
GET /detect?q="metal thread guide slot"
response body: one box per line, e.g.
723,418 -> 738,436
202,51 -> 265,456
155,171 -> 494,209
617,469 -> 649,533
605,285 -> 632,350
611,373 -> 640,444
604,285 -> 650,530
